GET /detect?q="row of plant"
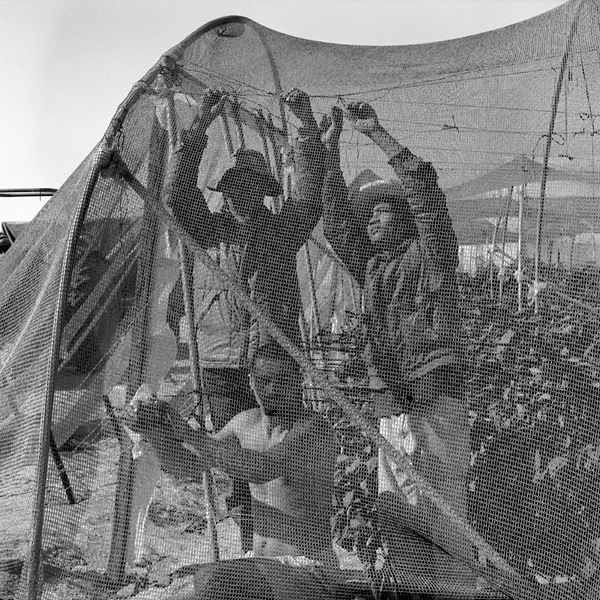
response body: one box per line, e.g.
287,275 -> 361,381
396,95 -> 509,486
327,261 -> 600,585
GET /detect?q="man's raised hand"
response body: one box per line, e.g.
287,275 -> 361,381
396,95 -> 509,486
320,106 -> 344,151
197,88 -> 228,130
346,101 -> 382,135
282,88 -> 318,133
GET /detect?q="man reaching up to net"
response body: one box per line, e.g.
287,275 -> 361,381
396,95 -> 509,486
317,101 -> 471,578
127,342 -> 340,597
165,87 -> 325,551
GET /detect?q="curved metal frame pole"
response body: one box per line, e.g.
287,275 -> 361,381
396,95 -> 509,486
104,71 -> 170,585
105,118 -> 167,585
533,0 -> 584,313
243,20 -> 287,137
22,23 -> 246,595
24,147 -> 107,600
25,61 -> 165,594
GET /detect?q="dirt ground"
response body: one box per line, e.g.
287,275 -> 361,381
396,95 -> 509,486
0,431 -> 363,600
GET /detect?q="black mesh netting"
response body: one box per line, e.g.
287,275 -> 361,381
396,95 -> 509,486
3,3 -> 600,599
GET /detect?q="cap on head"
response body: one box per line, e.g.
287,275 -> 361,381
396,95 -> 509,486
208,149 -> 283,198
348,169 -> 410,231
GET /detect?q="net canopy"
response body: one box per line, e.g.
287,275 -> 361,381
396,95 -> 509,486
3,2 -> 600,599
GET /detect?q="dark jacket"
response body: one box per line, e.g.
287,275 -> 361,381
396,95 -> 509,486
322,148 -> 461,407
167,127 -> 325,368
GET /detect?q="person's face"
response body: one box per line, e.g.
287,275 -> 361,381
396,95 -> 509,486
251,357 -> 300,418
367,201 -> 405,249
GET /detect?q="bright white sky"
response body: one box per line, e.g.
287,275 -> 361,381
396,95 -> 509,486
0,0 -> 565,221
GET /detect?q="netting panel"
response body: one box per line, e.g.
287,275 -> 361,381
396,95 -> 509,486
3,3 -> 600,599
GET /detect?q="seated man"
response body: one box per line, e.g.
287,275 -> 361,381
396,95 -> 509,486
128,342 -> 340,579
210,342 -> 338,568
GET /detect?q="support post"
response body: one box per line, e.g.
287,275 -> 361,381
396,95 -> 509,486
498,187 -> 513,303
533,1 -> 583,312
106,118 -> 168,585
178,243 -> 220,562
489,217 -> 500,300
165,92 -> 220,563
517,184 -> 525,312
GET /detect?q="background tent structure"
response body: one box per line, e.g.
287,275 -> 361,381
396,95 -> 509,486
3,2 -> 600,599
444,154 -> 600,290
446,155 -> 600,268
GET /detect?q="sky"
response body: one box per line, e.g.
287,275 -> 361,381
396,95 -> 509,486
0,0 -> 565,222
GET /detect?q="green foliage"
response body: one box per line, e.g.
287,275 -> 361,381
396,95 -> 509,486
327,395 -> 381,568
464,264 -> 600,580
328,262 -> 600,581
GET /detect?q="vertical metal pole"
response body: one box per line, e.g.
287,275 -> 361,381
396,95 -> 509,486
489,218 -> 500,300
106,118 -> 168,584
256,111 -> 274,179
303,243 -> 322,348
256,110 -> 279,213
165,92 -> 220,562
264,112 -> 283,183
230,100 -> 246,150
498,188 -> 512,303
517,184 -> 525,312
178,243 -> 220,562
219,114 -> 235,159
533,1 -> 583,312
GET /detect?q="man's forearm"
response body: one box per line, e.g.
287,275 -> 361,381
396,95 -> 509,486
145,429 -> 211,480
164,124 -> 222,248
365,125 -> 405,159
215,442 -> 284,484
284,129 -> 325,246
168,420 -> 218,469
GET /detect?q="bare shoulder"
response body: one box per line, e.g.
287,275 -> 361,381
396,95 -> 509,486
212,407 -> 262,439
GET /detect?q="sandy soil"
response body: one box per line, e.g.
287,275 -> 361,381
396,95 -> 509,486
0,432 -> 363,600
